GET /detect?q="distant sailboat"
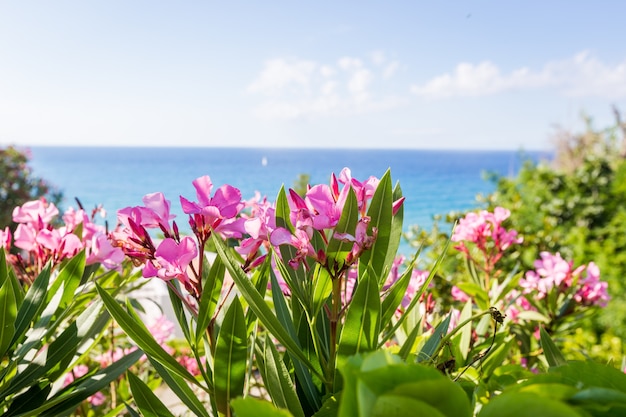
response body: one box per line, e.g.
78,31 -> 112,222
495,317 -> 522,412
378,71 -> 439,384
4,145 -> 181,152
261,156 -> 268,166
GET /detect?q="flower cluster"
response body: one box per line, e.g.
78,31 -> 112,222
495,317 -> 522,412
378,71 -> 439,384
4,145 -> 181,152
451,207 -> 522,275
450,208 -> 609,341
519,252 -> 609,307
113,169 -> 404,297
271,168 -> 403,271
3,198 -> 123,281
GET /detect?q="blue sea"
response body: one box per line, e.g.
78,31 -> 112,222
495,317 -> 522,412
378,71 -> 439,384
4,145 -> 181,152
28,147 -> 549,254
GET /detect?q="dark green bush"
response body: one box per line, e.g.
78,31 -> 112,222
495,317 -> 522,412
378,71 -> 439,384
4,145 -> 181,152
0,146 -> 62,227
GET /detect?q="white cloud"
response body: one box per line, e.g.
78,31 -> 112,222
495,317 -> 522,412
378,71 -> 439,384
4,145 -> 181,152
248,53 -> 405,120
382,61 -> 400,79
411,51 -> 626,99
247,58 -> 318,95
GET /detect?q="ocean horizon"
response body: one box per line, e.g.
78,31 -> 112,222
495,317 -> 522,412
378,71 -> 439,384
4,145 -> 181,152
28,146 -> 551,254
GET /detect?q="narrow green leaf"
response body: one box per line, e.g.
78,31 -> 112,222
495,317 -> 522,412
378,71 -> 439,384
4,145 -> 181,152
273,187 -> 309,306
7,267 -> 24,311
380,258 -> 413,327
0,248 -> 8,288
261,334 -> 306,417
49,250 -> 86,310
398,316 -> 424,361
96,284 -> 200,385
231,397 -> 294,417
124,402 -> 143,417
149,359 -> 211,417
417,314 -> 452,363
540,327 -> 567,367
28,349 -> 144,417
326,187 -> 358,271
0,273 -> 17,358
211,233 -> 323,381
167,281 -> 192,346
359,169 -> 394,285
337,271 -> 381,372
385,181 -> 404,276
195,255 -> 225,346
214,297 -> 248,415
380,237 -> 450,346
127,372 -> 176,417
11,264 -> 50,347
270,269 -> 322,412
311,264 -> 332,318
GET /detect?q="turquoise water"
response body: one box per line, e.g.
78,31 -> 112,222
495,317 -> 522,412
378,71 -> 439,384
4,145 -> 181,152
28,147 -> 548,254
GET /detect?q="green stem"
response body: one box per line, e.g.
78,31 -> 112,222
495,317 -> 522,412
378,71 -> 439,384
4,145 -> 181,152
326,274 -> 343,390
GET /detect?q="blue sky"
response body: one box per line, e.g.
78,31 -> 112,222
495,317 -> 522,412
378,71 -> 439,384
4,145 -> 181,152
1,1 -> 625,150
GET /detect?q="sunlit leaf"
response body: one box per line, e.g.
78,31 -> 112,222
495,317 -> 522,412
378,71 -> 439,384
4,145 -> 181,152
127,372 -> 176,417
214,297 -> 248,415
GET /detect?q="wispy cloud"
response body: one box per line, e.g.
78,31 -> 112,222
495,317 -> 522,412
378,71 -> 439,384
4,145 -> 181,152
247,53 -> 405,120
411,51 -> 626,99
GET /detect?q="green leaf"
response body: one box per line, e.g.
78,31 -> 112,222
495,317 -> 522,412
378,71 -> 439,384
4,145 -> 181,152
540,327 -> 567,367
477,392 -> 583,417
336,271 -> 381,372
416,313 -> 452,363
455,282 -> 490,311
0,270 -> 17,358
380,237 -> 449,346
49,250 -> 85,310
15,349 -> 144,417
167,281 -> 192,346
214,297 -> 248,415
311,264 -> 332,319
516,310 -> 550,323
149,359 -> 211,417
359,169 -> 395,285
11,264 -> 50,347
326,187 -> 359,271
231,397 -> 294,417
338,351 -> 471,417
127,372 -> 176,417
261,334 -> 306,417
96,284 -> 200,386
398,318 -> 424,361
380,256 -> 414,328
195,255 -> 225,346
269,269 -> 322,412
211,233 -> 323,381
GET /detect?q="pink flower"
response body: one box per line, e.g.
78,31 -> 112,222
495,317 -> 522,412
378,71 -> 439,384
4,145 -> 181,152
139,192 -> 176,232
180,176 -> 245,238
451,286 -> 471,303
270,227 -> 317,269
86,233 -> 125,270
453,207 -> 522,249
574,262 -> 610,307
0,227 -> 10,250
12,199 -> 59,225
146,315 -> 176,345
178,355 -> 203,376
337,168 -> 379,215
36,228 -> 83,259
519,252 -> 578,297
334,216 -> 377,263
143,237 -> 198,284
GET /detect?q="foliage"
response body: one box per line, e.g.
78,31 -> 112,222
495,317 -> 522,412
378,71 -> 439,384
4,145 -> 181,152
100,166 -> 614,416
0,247 -> 146,416
409,113 -> 626,356
0,146 -> 62,228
